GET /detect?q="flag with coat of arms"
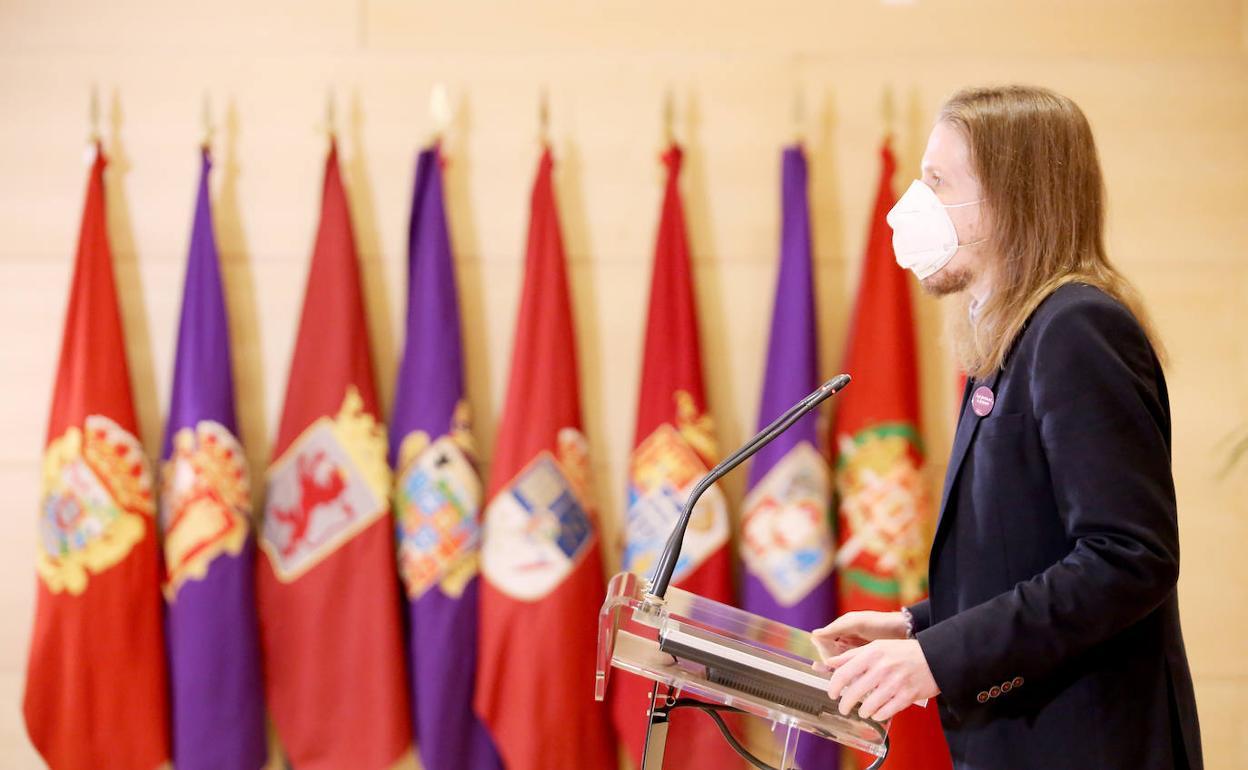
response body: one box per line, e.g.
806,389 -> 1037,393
390,143 -> 502,770
160,147 -> 267,770
24,144 -> 171,770
740,143 -> 839,770
831,138 -> 952,770
256,140 -> 411,770
474,146 -> 616,770
611,143 -> 740,769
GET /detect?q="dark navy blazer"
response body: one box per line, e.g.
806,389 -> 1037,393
908,283 -> 1202,770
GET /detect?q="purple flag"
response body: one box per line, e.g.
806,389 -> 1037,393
740,145 -> 839,769
159,149 -> 267,770
390,145 -> 502,770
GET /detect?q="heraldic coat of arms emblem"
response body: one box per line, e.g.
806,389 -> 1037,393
262,387 -> 391,582
160,420 -> 251,597
394,414 -> 481,601
39,415 -> 155,595
739,441 -> 833,606
481,428 -> 595,602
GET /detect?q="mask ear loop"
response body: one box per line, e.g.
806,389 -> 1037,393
944,198 -> 987,247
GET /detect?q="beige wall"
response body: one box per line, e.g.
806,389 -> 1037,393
2,1 -> 1247,767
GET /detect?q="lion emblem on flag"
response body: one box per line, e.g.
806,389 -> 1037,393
394,426 -> 481,600
740,441 -> 833,606
622,422 -> 729,583
481,428 -> 595,601
38,415 -> 154,595
261,387 -> 391,582
835,426 -> 932,604
160,420 -> 251,598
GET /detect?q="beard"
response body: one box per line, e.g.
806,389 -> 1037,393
920,264 -> 974,296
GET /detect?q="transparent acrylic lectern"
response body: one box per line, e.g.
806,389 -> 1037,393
597,571 -> 890,770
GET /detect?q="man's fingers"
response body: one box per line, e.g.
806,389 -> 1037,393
825,646 -> 869,696
811,634 -> 838,661
826,643 -> 866,668
836,663 -> 884,717
870,693 -> 914,723
830,649 -> 884,716
812,617 -> 853,639
813,635 -> 860,663
856,676 -> 899,721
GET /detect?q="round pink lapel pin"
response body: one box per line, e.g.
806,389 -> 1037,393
971,386 -> 995,417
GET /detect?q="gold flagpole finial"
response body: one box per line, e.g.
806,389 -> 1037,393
538,86 -> 550,146
430,82 -> 451,144
201,91 -> 214,150
792,86 -> 806,145
88,84 -> 101,145
325,88 -> 337,139
663,88 -> 676,147
882,85 -> 896,139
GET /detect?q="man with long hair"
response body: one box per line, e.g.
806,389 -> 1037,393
812,85 -> 1203,769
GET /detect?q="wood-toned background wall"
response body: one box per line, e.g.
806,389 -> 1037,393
1,1 -> 1246,767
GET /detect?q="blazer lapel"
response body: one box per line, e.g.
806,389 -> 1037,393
932,367 -> 1005,550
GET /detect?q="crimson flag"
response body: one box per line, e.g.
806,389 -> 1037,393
831,139 -> 952,769
611,144 -> 739,768
475,147 -> 616,770
24,146 -> 170,770
256,141 -> 411,770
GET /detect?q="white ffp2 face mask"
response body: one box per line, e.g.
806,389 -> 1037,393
886,179 -> 985,280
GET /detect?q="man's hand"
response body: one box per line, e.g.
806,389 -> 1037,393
810,610 -> 909,659
817,639 -> 940,723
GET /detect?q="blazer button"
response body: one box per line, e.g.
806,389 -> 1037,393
989,686 -> 1001,698
1012,676 -> 1024,688
1001,680 -> 1012,693
976,691 -> 989,704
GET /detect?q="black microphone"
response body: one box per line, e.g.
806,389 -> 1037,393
645,374 -> 851,601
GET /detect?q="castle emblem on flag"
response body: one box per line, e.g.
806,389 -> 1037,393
623,422 -> 729,583
262,387 -> 391,582
160,420 -> 250,598
38,415 -> 155,595
740,441 -> 833,606
835,425 -> 931,604
395,431 -> 481,600
482,428 -> 595,601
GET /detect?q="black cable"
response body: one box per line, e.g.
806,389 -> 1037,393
667,700 -> 777,770
665,698 -> 891,770
702,709 -> 777,770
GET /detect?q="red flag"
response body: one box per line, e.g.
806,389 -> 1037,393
256,141 -> 411,770
611,144 -> 739,768
24,146 -> 170,770
475,148 -> 616,770
831,139 -> 952,769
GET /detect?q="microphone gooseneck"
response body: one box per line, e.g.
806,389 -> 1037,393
645,374 -> 851,601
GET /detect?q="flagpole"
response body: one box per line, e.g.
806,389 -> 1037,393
662,88 -> 675,147
882,85 -> 896,141
538,86 -> 550,147
201,92 -> 214,152
430,82 -> 450,145
792,86 -> 805,145
87,85 -> 100,161
324,88 -> 337,141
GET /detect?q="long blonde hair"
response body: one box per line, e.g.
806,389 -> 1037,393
940,85 -> 1161,377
